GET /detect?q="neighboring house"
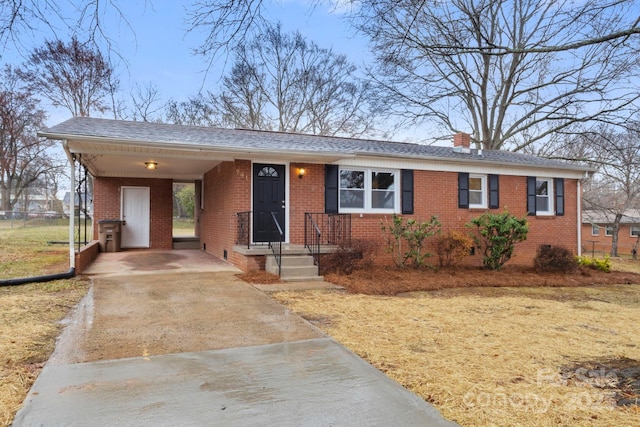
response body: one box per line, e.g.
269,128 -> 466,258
0,187 -> 54,217
63,192 -> 93,218
40,117 -> 592,273
582,209 -> 640,256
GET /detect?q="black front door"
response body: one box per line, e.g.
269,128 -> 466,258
253,163 -> 286,243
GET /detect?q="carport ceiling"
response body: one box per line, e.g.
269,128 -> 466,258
80,153 -> 222,180
67,139 -> 231,180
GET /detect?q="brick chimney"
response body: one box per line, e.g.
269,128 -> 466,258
453,132 -> 471,148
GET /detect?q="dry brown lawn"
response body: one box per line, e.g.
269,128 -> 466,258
0,221 -> 89,426
0,279 -> 88,426
271,260 -> 640,427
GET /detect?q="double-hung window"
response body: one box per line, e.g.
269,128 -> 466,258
459,173 -> 498,209
527,176 -> 563,216
535,178 -> 554,215
631,225 -> 640,237
339,168 -> 398,213
605,226 -> 613,236
591,225 -> 600,236
468,175 -> 487,208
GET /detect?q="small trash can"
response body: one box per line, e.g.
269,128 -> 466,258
98,220 -> 122,252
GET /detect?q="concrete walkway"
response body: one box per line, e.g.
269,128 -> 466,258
12,250 -> 458,426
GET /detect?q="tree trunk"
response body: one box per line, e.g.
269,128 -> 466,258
611,213 -> 623,257
1,186 -> 12,211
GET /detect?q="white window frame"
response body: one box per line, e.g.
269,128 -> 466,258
536,177 -> 554,216
591,224 -> 600,236
605,225 -> 613,236
339,168 -> 400,214
468,174 -> 487,208
631,225 -> 640,237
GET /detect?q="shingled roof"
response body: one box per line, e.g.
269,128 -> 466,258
40,117 -> 591,172
583,209 -> 640,224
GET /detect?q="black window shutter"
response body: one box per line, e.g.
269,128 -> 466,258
458,172 -> 469,208
325,164 -> 339,214
555,178 -> 565,216
526,176 -> 537,216
489,174 -> 499,209
401,169 -> 414,214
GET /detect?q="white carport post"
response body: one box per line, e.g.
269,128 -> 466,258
63,140 -> 76,270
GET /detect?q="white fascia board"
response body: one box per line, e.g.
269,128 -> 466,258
336,156 -> 589,179
44,134 -> 354,163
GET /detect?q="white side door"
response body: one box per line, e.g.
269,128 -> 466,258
121,186 -> 150,248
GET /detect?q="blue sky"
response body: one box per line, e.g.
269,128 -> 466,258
2,0 -> 371,127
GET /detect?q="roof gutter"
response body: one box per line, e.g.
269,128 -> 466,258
38,131 -> 357,161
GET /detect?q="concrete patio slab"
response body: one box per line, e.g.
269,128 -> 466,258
81,249 -> 239,277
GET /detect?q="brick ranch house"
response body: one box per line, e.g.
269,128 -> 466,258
40,117 -> 592,276
582,209 -> 640,257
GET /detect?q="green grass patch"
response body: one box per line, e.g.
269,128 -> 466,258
173,218 -> 195,236
0,225 -> 72,279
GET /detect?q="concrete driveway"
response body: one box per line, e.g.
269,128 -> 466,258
12,250 -> 458,426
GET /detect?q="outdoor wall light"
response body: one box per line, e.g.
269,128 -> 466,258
145,161 -> 158,170
297,167 -> 306,179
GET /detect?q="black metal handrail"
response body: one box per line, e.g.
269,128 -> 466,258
236,211 -> 251,249
269,211 -> 284,276
304,213 -> 352,269
305,213 -> 322,268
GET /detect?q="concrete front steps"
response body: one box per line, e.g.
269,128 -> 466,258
173,236 -> 200,250
266,254 -> 322,281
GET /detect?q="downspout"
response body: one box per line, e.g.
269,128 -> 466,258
0,140 -> 76,286
577,178 -> 582,257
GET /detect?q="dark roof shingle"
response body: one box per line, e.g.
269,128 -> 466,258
41,117 -> 591,172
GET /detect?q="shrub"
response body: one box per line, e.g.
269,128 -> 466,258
533,245 -> 577,273
381,214 -> 441,268
321,239 -> 377,275
434,231 -> 474,268
467,211 -> 529,270
576,256 -> 611,273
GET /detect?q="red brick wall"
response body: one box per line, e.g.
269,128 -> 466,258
581,223 -> 640,257
286,170 -> 580,267
200,160 -> 252,265
93,177 -> 173,249
289,163 -> 325,244
75,240 -> 100,273
93,165 -> 582,270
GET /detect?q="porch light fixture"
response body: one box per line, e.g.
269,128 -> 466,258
297,167 -> 306,179
145,161 -> 158,170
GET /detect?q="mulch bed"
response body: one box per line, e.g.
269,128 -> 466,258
236,270 -> 283,284
324,265 -> 640,295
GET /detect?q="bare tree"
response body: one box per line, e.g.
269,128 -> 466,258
0,0 -> 135,57
354,0 -> 640,150
189,1 -> 640,149
165,94 -> 221,127
214,22 -> 377,137
130,82 -> 164,122
581,125 -> 640,257
0,65 -> 59,212
19,37 -> 118,117
185,0 -> 271,73
216,60 -> 269,130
